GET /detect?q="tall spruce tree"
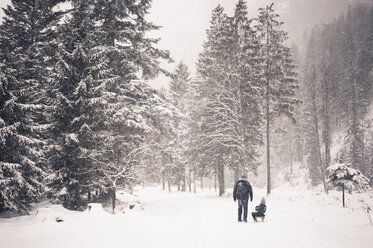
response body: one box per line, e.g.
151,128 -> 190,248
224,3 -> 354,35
196,1 -> 263,195
302,31 -> 328,192
169,62 -> 191,191
139,87 -> 181,192
231,0 -> 262,179
256,3 -> 298,194
184,77 -> 205,192
196,5 -> 231,195
342,5 -> 372,174
86,0 -> 171,209
0,0 -> 64,213
49,0 -> 101,209
49,0 -> 171,210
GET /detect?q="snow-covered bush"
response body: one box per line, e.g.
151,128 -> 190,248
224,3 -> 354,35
328,163 -> 370,207
328,164 -> 370,191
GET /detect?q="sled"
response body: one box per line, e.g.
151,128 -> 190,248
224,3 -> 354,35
253,216 -> 265,222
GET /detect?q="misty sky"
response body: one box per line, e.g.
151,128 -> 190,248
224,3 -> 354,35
146,0 -> 282,89
0,0 -> 357,89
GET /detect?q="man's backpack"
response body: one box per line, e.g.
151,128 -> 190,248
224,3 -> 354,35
236,182 -> 247,199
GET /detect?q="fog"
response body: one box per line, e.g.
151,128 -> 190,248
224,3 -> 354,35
146,0 -> 369,88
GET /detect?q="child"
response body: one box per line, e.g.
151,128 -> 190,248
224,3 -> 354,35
252,197 -> 266,222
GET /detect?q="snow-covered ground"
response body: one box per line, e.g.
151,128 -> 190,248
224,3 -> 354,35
1,187 -> 372,248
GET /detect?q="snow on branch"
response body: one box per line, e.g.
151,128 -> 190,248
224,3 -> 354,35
328,163 -> 370,191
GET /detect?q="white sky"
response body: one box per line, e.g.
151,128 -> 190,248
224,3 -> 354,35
2,0 -> 346,89
146,0 -> 275,89
0,0 -> 278,89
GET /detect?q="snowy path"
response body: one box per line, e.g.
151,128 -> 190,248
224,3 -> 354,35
1,187 -> 372,248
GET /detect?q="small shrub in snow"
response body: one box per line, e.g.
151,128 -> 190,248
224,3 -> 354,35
328,163 -> 370,207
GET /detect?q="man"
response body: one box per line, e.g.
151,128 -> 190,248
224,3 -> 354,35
233,175 -> 253,222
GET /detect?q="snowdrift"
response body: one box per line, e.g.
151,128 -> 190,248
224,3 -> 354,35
33,204 -> 81,223
108,190 -> 143,214
83,203 -> 114,218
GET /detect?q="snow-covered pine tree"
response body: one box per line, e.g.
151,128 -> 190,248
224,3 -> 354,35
197,5 -> 229,96
85,0 -> 171,209
169,62 -> 191,191
231,0 -> 262,178
49,0 -> 101,210
341,5 -> 373,175
169,62 -> 191,107
298,3 -> 373,192
195,1 -> 263,195
96,81 -> 181,210
270,44 -> 303,178
0,0 -> 64,213
256,3 -> 299,195
313,22 -> 348,188
184,77 -> 208,193
139,87 -> 181,191
196,5 -> 233,196
301,28 -> 330,193
365,128 -> 373,186
328,163 -> 370,207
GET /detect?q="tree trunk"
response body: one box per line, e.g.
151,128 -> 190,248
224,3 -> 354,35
266,101 -> 271,195
237,15 -> 248,179
188,169 -> 192,192
311,67 -> 328,194
75,186 -> 81,209
300,141 -> 304,167
200,176 -> 204,190
289,139 -> 293,175
193,181 -> 197,193
182,165 -> 187,192
162,171 -> 165,190
317,114 -> 328,195
214,173 -> 217,192
324,122 -> 331,173
266,6 -> 271,195
192,172 -> 196,193
342,183 -> 345,208
217,160 -> 225,196
322,70 -> 331,184
112,188 -> 116,212
240,144 -> 247,176
168,180 -> 171,192
352,77 -> 357,169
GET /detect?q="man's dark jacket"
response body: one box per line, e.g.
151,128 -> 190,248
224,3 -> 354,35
233,179 -> 253,201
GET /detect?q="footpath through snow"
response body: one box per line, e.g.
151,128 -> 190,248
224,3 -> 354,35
1,187 -> 372,248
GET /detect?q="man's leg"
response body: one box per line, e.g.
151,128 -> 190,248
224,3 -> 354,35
243,199 -> 248,222
238,199 -> 243,222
